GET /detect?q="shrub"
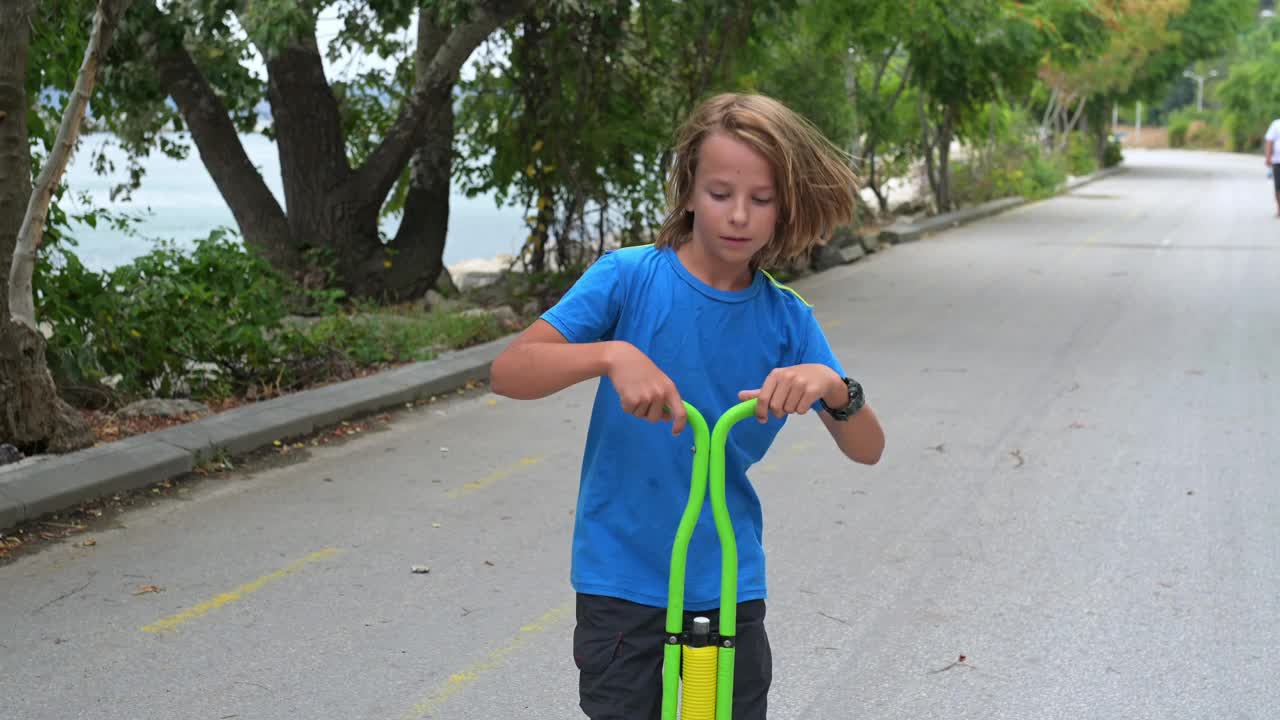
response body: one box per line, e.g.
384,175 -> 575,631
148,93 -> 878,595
35,230 -> 505,407
1103,135 -> 1124,168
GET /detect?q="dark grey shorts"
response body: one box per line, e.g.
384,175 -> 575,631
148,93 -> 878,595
573,593 -> 772,720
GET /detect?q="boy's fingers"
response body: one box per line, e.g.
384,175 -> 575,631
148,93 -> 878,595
664,397 -> 688,435
755,375 -> 777,422
778,385 -> 800,415
738,389 -> 760,401
631,399 -> 652,420
645,398 -> 665,423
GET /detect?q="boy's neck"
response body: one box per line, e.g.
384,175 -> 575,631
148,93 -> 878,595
675,243 -> 754,292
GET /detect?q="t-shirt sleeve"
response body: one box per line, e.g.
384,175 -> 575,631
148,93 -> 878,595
795,310 -> 848,413
1267,121 -> 1280,145
540,251 -> 626,343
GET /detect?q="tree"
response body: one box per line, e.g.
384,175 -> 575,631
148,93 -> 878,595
1218,16 -> 1280,150
2,0 -> 132,453
455,1 -> 771,273
85,0 -> 532,303
1037,0 -> 1188,153
906,0 -> 1048,212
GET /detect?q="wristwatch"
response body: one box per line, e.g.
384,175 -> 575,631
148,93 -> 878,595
820,377 -> 865,421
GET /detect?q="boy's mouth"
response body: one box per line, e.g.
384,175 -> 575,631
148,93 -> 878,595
721,236 -> 751,244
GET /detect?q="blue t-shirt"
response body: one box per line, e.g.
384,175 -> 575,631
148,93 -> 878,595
541,245 -> 844,610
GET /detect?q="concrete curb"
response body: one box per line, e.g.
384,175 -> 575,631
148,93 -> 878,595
0,163 -> 1129,533
0,335 -> 514,531
879,165 -> 1128,244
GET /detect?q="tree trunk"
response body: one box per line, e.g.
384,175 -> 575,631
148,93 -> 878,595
917,93 -> 940,211
0,320 -> 94,453
936,104 -> 956,212
11,0 -> 133,327
0,0 -> 93,452
141,0 -> 530,301
0,0 -> 31,319
140,2 -> 301,276
381,87 -> 456,301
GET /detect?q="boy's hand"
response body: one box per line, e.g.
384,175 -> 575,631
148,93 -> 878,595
605,342 -> 688,435
739,364 -> 845,423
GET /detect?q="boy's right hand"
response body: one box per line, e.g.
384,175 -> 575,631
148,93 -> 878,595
604,342 -> 688,436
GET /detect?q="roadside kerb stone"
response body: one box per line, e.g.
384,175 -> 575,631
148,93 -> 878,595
0,334 -> 514,532
878,165 -> 1127,245
0,436 -> 193,527
881,196 -> 1026,244
148,402 -> 321,464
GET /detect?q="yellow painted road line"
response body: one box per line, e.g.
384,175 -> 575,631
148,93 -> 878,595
445,456 -> 544,499
141,548 -> 341,633
399,604 -> 572,720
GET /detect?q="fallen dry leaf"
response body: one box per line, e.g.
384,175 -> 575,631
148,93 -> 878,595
133,585 -> 163,595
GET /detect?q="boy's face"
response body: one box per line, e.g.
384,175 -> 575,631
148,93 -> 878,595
685,131 -> 778,272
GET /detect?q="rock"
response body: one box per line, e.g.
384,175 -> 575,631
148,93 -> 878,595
0,444 -> 23,466
422,289 -> 446,312
411,565 -> 431,574
811,243 -> 847,272
828,224 -> 861,249
435,268 -> 460,297
461,305 -> 521,329
859,232 -> 880,254
839,244 -> 866,264
521,300 -> 541,318
116,398 -> 211,419
454,270 -> 503,292
491,305 -> 519,327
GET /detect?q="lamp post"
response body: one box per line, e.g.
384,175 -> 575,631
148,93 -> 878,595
1183,69 -> 1220,112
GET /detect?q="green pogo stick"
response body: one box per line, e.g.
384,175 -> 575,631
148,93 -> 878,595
662,398 -> 760,720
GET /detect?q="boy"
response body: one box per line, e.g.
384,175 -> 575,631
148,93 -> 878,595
489,93 -> 885,719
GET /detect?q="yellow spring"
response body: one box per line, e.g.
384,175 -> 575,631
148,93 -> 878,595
680,644 -> 718,719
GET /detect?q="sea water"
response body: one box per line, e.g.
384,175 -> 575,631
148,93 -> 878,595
58,133 -> 527,273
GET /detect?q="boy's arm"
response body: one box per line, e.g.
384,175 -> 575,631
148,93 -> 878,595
739,365 -> 884,465
489,320 -> 613,400
819,401 -> 885,466
489,319 -> 689,434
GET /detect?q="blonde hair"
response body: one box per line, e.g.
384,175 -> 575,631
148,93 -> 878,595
654,93 -> 859,269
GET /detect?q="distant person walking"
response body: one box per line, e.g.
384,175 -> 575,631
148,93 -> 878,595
1264,117 -> 1280,216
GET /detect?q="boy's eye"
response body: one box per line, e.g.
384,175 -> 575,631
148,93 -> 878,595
752,197 -> 773,205
709,191 -> 729,200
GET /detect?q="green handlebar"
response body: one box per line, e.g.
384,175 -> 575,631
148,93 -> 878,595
662,398 -> 759,720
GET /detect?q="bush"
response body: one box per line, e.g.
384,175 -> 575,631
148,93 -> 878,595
1169,114 -> 1191,148
1167,108 -> 1227,150
1103,135 -> 1124,168
35,231 -> 504,406
1064,132 -> 1098,177
950,103 -> 1077,208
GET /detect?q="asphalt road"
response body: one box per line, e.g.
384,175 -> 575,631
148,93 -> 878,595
2,148 -> 1277,720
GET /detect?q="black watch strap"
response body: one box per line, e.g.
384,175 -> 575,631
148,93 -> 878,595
821,377 -> 865,421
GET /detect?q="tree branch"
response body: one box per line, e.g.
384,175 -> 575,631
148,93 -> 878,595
9,0 -> 133,329
354,0 -> 532,206
138,2 -> 296,269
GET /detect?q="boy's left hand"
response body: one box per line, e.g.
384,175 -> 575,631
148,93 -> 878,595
739,364 -> 846,423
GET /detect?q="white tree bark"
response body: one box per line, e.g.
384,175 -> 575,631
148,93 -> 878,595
8,0 -> 132,330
